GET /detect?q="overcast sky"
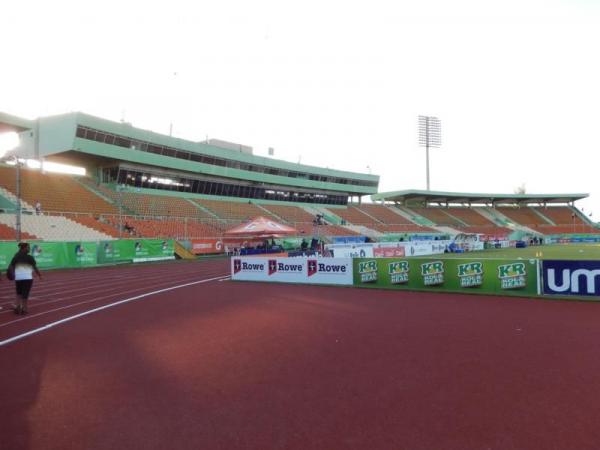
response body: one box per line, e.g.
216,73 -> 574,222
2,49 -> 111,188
1,0 -> 599,213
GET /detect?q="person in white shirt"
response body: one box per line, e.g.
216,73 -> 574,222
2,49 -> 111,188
9,242 -> 42,315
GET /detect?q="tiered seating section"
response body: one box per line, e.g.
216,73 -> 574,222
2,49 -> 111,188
0,166 -> 116,215
495,206 -> 598,235
119,193 -> 212,219
193,199 -> 276,222
408,207 -> 464,227
327,205 -> 436,233
405,206 -> 511,238
0,222 -> 37,241
0,213 -> 113,241
105,216 -> 223,239
70,216 -> 121,238
535,207 -> 584,224
0,167 -> 595,240
355,205 -> 434,233
497,207 -> 549,227
0,166 -> 120,239
447,208 -> 494,226
261,204 -> 315,223
259,204 -> 359,236
532,207 -> 599,235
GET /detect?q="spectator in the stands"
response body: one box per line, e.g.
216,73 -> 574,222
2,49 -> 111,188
300,238 -> 308,252
310,238 -> 318,250
124,221 -> 134,234
35,200 -> 42,215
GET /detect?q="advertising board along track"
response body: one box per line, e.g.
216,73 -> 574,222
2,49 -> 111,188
231,257 -> 353,285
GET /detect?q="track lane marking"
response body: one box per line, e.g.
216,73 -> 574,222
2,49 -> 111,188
0,263 -> 227,296
0,271 -> 230,324
0,269 -> 228,310
0,275 -> 230,347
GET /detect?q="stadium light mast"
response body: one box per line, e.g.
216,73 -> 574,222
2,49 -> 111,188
418,115 -> 441,191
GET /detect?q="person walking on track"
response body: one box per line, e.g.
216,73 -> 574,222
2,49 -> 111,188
9,242 -> 42,315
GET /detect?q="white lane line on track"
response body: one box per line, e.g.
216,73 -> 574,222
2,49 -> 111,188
0,275 -> 231,347
0,270 -> 230,322
0,268 -> 228,308
0,270 -> 229,314
0,265 -> 220,295
0,261 -> 227,292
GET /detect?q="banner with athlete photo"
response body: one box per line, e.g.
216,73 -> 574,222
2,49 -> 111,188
0,239 -> 174,270
132,239 -> 175,262
97,240 -> 134,264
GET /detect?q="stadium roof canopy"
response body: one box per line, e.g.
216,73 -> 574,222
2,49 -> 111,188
0,112 -> 33,133
371,189 -> 588,205
0,111 -> 380,204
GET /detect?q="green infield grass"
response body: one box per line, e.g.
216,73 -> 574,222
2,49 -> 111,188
411,244 -> 600,261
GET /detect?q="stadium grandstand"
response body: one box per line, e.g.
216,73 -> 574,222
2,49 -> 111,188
371,189 -> 599,241
0,111 -> 378,245
0,111 -> 597,250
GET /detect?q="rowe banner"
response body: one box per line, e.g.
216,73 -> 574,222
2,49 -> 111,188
231,257 -> 353,285
353,257 -> 539,296
542,260 -> 600,297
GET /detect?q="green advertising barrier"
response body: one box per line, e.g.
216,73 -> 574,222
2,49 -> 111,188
98,239 -> 174,263
65,242 -> 98,267
0,239 -> 174,270
0,241 -> 18,268
97,240 -> 136,264
131,239 -> 175,262
27,242 -> 69,269
1,241 -> 100,269
353,257 -> 539,296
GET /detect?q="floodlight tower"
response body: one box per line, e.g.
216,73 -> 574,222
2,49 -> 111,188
418,115 -> 441,191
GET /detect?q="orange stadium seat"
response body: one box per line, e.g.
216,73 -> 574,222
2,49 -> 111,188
327,206 -> 376,226
70,216 -> 121,238
356,204 -> 414,225
118,192 -> 213,219
261,204 -> 316,223
328,205 -> 435,233
534,207 -> 585,225
104,216 -> 224,239
194,199 -> 277,222
0,223 -> 38,241
0,167 -> 117,216
445,208 -> 495,226
408,207 -> 464,227
497,207 -> 549,226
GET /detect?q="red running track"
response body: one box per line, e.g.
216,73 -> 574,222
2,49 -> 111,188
2,258 -> 600,449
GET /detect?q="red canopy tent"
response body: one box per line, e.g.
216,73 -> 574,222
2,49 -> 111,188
223,216 -> 299,239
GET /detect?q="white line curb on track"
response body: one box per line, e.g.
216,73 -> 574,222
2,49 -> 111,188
0,275 -> 230,347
